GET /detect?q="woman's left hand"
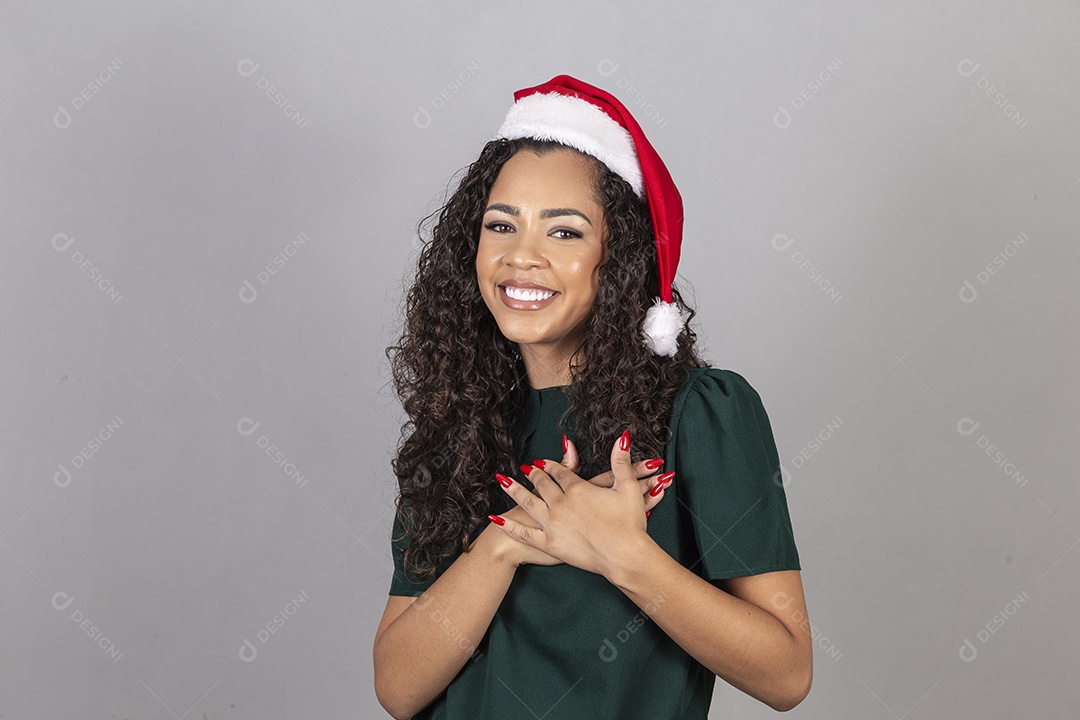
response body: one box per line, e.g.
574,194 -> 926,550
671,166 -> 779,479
490,429 -> 662,579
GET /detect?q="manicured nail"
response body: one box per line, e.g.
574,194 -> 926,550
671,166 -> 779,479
532,458 -> 546,470
562,434 -> 568,453
649,480 -> 665,497
496,472 -> 514,488
644,458 -> 663,470
488,514 -> 505,526
619,430 -> 630,451
519,464 -> 532,476
645,510 -> 651,518
658,471 -> 675,485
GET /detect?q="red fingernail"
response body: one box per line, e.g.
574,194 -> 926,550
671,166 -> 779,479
644,458 -> 663,470
562,434 -> 568,453
518,464 -> 532,476
649,481 -> 665,497
619,430 -> 630,451
488,514 -> 505,526
645,510 -> 651,518
496,472 -> 514,487
658,471 -> 675,485
532,458 -> 546,470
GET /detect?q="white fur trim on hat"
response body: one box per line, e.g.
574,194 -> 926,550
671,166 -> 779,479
494,91 -> 644,198
642,297 -> 687,358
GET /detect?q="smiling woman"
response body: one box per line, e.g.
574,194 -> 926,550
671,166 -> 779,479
374,74 -> 810,720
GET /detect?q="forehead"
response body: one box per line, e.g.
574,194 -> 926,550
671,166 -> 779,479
489,148 -> 601,205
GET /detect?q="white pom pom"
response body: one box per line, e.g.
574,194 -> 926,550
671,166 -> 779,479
641,298 -> 687,357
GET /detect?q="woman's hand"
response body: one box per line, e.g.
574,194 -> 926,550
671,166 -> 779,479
490,431 -> 674,577
490,435 -> 672,568
490,504 -> 563,567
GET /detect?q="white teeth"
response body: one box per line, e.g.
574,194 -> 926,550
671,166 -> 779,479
503,285 -> 555,302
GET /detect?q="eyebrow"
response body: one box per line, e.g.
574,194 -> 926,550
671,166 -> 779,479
484,203 -> 593,227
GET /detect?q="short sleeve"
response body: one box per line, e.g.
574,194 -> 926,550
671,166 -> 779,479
673,368 -> 801,580
387,476 -> 458,597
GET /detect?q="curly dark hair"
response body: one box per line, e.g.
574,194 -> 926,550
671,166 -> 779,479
386,136 -> 708,582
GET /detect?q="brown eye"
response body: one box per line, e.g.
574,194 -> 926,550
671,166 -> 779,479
484,222 -> 512,233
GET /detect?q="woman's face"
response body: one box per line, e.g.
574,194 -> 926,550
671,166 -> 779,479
476,148 -> 608,357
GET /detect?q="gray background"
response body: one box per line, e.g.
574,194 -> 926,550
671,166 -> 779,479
2,1 -> 1077,718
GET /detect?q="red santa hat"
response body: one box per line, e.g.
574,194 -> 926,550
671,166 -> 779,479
492,74 -> 688,358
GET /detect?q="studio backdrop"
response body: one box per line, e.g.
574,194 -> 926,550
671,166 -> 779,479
2,1 -> 1076,718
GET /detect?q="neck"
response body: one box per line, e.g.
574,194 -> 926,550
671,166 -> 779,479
519,340 -> 580,389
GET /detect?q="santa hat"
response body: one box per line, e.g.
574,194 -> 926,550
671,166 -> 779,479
492,74 -> 688,358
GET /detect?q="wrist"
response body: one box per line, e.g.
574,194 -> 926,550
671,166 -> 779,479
477,523 -> 520,568
603,531 -> 660,591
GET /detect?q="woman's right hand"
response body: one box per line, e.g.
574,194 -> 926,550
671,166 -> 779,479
491,436 -> 672,568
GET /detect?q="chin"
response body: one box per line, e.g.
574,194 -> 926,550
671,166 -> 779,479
494,322 -> 550,346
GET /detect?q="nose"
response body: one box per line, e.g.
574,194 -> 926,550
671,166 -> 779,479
505,223 -> 548,269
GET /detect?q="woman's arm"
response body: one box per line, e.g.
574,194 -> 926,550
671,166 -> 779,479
373,524 -> 518,720
605,536 -> 812,712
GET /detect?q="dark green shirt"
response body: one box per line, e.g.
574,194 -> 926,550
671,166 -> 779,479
388,367 -> 801,719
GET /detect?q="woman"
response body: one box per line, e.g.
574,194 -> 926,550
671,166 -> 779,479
373,75 -> 811,719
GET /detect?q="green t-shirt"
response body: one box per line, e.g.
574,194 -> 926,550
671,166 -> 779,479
387,367 -> 801,719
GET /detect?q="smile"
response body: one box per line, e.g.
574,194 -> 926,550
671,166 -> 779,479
499,285 -> 559,309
